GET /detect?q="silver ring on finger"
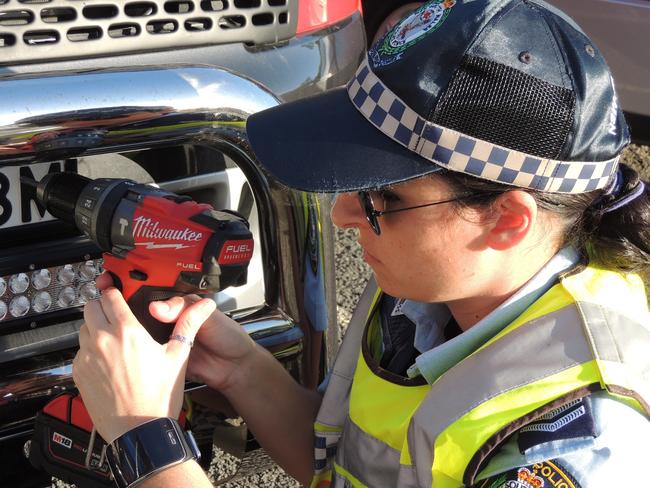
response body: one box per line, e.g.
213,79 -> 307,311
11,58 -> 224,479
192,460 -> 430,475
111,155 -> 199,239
169,334 -> 194,347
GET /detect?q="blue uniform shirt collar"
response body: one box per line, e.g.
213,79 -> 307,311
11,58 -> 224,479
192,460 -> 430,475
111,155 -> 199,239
402,247 -> 580,384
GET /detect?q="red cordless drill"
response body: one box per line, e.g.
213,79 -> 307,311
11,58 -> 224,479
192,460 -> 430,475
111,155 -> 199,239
24,171 -> 254,487
32,171 -> 253,342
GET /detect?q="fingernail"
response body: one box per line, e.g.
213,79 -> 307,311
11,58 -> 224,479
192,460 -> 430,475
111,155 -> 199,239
156,301 -> 170,312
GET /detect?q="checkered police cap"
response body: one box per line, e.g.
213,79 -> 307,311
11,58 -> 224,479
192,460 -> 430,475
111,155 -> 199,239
347,57 -> 618,193
247,0 -> 629,194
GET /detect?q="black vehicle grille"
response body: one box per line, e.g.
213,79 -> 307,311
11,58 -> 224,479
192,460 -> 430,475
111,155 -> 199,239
0,0 -> 297,64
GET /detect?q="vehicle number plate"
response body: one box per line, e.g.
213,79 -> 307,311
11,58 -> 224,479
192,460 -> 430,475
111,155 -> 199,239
0,160 -> 76,230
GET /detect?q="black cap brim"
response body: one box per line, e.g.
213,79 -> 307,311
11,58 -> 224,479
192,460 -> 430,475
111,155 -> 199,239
246,87 -> 442,193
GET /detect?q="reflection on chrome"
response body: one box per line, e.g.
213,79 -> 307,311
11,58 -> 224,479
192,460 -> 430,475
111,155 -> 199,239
0,66 -> 337,441
0,67 -> 279,159
0,313 -> 302,411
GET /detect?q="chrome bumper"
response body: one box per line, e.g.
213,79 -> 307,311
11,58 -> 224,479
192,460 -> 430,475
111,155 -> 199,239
0,66 -> 337,437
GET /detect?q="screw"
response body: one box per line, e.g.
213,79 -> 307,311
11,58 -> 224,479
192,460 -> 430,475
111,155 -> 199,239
30,321 -> 37,329
518,51 -> 532,64
23,440 -> 31,459
84,254 -> 91,261
585,44 -> 595,57
29,264 -> 35,270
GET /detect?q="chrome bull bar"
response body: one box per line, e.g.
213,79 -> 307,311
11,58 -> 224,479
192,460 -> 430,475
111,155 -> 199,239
0,66 -> 337,437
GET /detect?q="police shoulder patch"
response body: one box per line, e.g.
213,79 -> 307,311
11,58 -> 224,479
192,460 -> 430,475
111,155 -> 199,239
475,460 -> 582,488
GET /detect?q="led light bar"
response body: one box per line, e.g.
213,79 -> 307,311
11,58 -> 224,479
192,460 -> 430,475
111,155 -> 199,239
0,259 -> 103,323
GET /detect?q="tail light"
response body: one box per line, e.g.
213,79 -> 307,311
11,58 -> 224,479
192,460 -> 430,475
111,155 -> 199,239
296,0 -> 362,35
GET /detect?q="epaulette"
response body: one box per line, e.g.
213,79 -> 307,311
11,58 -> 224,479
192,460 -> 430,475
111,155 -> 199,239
517,396 -> 597,453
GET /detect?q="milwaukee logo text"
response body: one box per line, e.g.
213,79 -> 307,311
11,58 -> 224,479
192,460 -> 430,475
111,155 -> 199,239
132,216 -> 203,242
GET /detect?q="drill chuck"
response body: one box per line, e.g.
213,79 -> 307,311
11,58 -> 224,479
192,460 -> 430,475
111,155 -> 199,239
36,172 -> 91,223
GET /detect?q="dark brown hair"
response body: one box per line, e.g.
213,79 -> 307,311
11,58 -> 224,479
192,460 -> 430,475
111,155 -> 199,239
440,163 -> 650,276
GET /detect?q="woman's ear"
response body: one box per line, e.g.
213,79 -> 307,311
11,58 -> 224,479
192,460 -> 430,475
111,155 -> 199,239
485,190 -> 537,251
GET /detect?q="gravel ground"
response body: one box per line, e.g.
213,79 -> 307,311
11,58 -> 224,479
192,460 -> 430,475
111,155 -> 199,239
53,145 -> 648,488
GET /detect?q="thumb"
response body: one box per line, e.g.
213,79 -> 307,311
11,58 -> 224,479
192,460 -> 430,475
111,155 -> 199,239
165,298 -> 216,359
149,295 -> 201,323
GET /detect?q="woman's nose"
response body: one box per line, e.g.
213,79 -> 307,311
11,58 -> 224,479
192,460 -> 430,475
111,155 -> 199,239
331,193 -> 365,230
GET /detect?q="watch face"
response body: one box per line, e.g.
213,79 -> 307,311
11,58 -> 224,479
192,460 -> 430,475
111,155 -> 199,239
132,418 -> 187,465
108,418 -> 189,487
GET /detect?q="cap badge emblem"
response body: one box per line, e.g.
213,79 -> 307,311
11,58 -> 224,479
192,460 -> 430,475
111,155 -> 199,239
371,0 -> 455,67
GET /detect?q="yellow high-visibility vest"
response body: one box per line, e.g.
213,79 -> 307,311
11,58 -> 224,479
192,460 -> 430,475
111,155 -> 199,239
312,267 -> 650,487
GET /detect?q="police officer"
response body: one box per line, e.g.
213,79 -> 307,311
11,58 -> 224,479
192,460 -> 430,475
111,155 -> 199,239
73,1 -> 650,487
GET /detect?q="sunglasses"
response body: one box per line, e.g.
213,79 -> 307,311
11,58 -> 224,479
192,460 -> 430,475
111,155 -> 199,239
357,190 -> 474,235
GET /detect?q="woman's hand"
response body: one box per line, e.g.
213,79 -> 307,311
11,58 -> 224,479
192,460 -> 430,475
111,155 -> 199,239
72,282 -> 216,443
75,273 -> 316,482
148,295 -> 258,394
150,293 -> 322,485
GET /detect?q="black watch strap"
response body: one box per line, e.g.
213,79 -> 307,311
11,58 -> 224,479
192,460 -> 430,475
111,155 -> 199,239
105,417 -> 201,488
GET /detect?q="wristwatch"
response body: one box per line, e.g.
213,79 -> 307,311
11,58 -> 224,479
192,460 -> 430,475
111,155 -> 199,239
105,417 -> 201,488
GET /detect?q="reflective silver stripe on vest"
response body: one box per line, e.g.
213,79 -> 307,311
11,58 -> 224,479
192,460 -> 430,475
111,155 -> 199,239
314,277 -> 378,475
332,465 -> 419,488
332,471 -> 356,488
577,300 -> 650,411
317,277 -> 377,428
337,418 -> 404,487
395,463 -> 419,487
